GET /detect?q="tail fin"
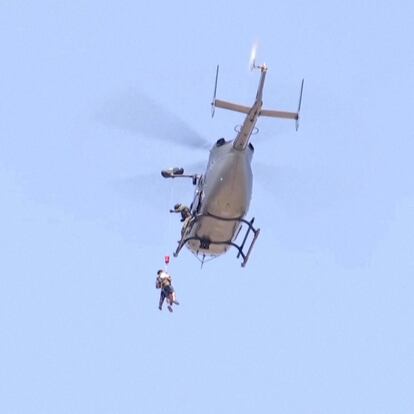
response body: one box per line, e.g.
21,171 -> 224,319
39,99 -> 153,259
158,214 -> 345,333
260,79 -> 304,130
211,65 -> 252,117
211,65 -> 219,117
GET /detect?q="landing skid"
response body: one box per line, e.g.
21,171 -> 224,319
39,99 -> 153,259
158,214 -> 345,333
173,213 -> 260,267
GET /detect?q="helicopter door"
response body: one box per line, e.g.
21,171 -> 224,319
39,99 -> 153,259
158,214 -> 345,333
191,176 -> 204,215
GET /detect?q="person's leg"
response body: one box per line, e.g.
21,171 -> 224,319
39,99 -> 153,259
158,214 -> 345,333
166,290 -> 174,312
167,293 -> 174,305
167,286 -> 179,305
163,286 -> 172,304
159,291 -> 165,310
172,292 -> 179,305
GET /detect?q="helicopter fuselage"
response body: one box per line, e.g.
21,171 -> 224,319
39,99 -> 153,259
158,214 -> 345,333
187,139 -> 254,256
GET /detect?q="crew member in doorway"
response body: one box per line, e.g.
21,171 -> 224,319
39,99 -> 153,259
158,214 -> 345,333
170,203 -> 192,236
170,203 -> 191,222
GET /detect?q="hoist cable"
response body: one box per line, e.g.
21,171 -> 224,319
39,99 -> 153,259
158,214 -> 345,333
163,179 -> 175,270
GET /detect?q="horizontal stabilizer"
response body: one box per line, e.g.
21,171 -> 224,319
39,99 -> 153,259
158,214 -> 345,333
259,109 -> 298,120
213,99 -> 250,115
260,79 -> 304,130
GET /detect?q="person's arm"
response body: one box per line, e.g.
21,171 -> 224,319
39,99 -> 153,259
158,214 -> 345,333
170,204 -> 185,213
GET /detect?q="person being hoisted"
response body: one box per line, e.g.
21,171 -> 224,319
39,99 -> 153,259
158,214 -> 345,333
170,203 -> 193,236
155,269 -> 180,312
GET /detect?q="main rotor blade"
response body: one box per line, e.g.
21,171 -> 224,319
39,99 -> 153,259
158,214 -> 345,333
97,90 -> 211,150
254,163 -> 346,214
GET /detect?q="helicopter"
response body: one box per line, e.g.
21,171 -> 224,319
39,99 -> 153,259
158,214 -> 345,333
161,54 -> 304,267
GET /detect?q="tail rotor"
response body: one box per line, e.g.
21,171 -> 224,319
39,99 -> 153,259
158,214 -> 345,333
249,42 -> 259,71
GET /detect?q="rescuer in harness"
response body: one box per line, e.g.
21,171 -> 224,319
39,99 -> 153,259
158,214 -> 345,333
155,269 -> 179,312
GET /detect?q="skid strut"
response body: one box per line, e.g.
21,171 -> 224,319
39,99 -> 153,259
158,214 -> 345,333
173,213 -> 260,267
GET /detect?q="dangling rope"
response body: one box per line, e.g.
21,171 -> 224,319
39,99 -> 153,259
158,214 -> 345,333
163,179 -> 175,271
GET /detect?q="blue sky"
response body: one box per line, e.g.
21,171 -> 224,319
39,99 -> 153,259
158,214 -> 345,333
1,1 -> 413,413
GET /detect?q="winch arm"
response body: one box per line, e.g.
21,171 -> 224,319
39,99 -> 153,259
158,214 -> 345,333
161,167 -> 200,185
